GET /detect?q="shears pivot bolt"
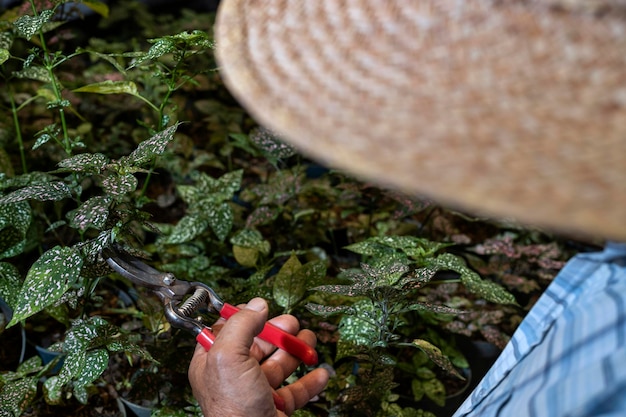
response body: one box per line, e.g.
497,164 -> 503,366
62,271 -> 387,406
162,273 -> 176,286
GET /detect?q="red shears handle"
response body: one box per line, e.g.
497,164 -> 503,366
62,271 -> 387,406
220,303 -> 318,366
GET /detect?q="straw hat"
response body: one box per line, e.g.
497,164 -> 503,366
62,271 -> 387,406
215,0 -> 626,241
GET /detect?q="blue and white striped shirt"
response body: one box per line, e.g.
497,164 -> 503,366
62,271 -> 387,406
454,242 -> 626,417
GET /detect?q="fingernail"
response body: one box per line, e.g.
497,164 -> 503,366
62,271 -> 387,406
245,297 -> 267,312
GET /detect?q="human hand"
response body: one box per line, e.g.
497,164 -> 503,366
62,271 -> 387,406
188,297 -> 330,416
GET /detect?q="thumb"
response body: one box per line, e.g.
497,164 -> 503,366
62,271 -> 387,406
214,297 -> 269,352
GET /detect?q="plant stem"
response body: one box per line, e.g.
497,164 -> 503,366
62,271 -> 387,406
9,91 -> 28,174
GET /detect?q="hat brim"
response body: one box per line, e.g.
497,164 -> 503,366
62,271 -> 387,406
215,0 -> 626,240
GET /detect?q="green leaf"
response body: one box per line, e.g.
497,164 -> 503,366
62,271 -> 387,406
0,201 -> 30,259
80,1 -> 110,18
67,195 -> 112,231
273,253 -> 303,310
125,123 -> 179,166
0,182 -> 71,204
73,80 -> 138,95
14,10 -> 55,39
411,379 -> 425,402
166,214 -> 209,244
410,339 -> 464,380
8,246 -> 83,327
232,245 -> 259,267
0,48 -> 8,65
207,201 -> 233,242
57,153 -> 109,173
428,254 -> 517,305
0,375 -> 38,416
0,262 -> 21,309
422,377 -> 446,407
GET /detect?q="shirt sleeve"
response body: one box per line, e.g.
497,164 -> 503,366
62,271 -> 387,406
453,242 -> 626,417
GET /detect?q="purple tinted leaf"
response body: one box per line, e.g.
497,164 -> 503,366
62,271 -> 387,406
305,303 -> 352,317
102,174 -> 137,197
67,196 -> 112,231
0,182 -> 71,204
126,123 -> 179,166
57,153 -> 109,173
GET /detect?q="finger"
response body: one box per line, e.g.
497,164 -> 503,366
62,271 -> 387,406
261,329 -> 317,388
250,314 -> 301,362
277,367 -> 330,415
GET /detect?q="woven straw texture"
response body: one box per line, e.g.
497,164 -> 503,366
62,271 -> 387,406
216,0 -> 626,240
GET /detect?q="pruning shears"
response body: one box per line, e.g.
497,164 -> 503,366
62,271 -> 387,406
101,245 -> 318,412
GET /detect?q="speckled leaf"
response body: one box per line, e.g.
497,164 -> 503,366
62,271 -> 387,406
305,303 -> 352,318
207,202 -> 233,242
63,317 -> 111,352
249,127 -> 297,163
428,253 -> 517,305
411,339 -> 464,380
73,349 -> 109,404
0,182 -> 70,204
73,80 -> 138,95
106,339 -> 155,362
57,153 -> 109,173
338,299 -> 380,347
246,205 -> 280,228
0,171 -> 56,191
8,246 -> 83,327
230,228 -> 265,249
16,356 -> 43,375
346,236 -> 450,260
102,174 -> 137,197
0,32 -> 12,50
273,253 -> 303,310
176,184 -> 201,205
128,37 -> 175,69
0,227 -> 22,259
0,262 -> 21,309
0,375 -> 38,416
0,201 -> 31,259
128,31 -> 212,69
14,10 -> 54,39
13,65 -> 51,83
166,214 -> 209,244
126,123 -> 179,166
67,196 -> 111,231
43,374 -> 65,404
200,169 -> 242,197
